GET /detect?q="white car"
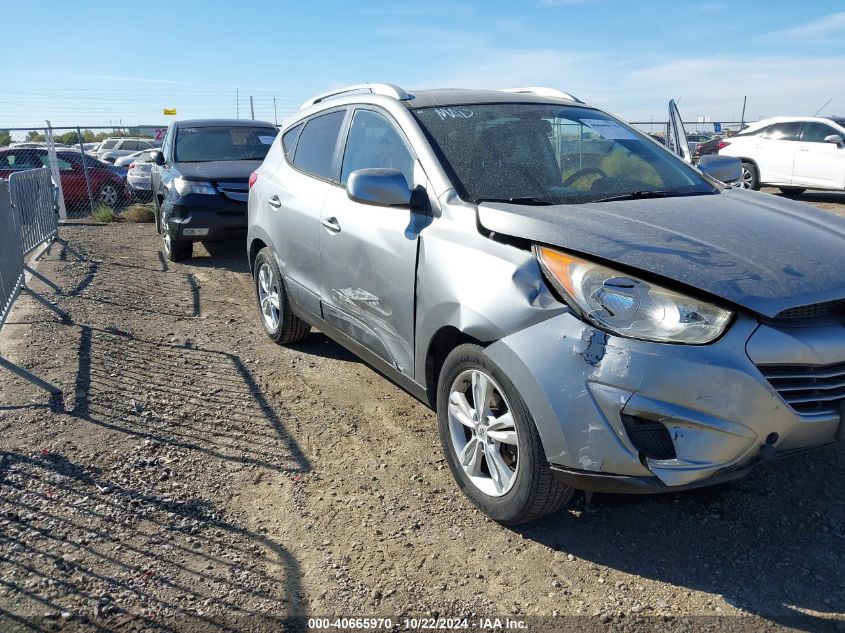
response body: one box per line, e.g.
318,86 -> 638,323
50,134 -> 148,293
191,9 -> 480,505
719,116 -> 845,194
126,150 -> 156,197
97,138 -> 157,164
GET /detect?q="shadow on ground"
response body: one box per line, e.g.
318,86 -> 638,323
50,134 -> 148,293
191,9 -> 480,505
0,449 -> 303,632
513,442 -> 844,630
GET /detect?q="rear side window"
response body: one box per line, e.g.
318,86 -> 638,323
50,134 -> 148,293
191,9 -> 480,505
282,123 -> 304,161
340,109 -> 414,185
801,122 -> 839,143
0,152 -> 44,170
761,122 -> 802,141
293,111 -> 345,180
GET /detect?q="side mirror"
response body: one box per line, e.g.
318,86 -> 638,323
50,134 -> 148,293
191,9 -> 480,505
697,154 -> 742,184
346,168 -> 411,207
824,134 -> 844,147
150,150 -> 165,166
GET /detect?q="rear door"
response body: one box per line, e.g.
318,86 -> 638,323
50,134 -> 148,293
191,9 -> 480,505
792,121 -> 845,189
263,109 -> 347,318
751,121 -> 801,185
318,106 -> 422,375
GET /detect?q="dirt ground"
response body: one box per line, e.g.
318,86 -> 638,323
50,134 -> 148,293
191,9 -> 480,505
1,190 -> 844,632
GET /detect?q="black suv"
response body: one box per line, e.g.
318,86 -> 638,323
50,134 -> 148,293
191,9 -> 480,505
151,119 -> 277,261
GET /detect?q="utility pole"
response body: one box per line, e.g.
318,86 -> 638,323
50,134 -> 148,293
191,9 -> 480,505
740,96 -> 747,129
273,96 -> 278,125
236,89 -> 239,119
250,96 -> 255,120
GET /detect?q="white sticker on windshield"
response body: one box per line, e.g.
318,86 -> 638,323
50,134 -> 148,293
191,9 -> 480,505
258,135 -> 276,145
580,119 -> 638,140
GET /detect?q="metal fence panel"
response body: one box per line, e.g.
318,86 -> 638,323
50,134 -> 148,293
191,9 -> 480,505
0,180 -> 24,329
8,167 -> 57,257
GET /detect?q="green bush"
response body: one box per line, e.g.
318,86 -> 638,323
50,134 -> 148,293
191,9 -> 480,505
92,205 -> 116,223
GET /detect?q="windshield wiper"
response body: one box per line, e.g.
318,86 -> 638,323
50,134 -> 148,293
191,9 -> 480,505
475,196 -> 555,206
592,189 -> 713,203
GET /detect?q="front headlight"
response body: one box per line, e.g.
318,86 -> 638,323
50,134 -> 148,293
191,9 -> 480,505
174,177 -> 216,196
535,246 -> 732,344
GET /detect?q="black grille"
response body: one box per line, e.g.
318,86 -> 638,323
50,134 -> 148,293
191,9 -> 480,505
621,414 -> 676,460
758,361 -> 845,416
775,300 -> 845,321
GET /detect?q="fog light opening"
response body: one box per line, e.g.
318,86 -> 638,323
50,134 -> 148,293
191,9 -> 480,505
760,432 -> 779,461
621,414 -> 677,461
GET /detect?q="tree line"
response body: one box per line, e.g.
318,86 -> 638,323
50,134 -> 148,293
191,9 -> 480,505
0,128 -> 153,147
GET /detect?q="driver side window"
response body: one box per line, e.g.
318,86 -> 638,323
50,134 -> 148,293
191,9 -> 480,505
340,109 -> 414,186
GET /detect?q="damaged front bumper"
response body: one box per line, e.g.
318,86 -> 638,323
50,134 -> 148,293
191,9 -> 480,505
485,312 -> 843,492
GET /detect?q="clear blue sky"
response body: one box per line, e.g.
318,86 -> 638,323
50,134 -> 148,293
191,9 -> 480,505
4,0 -> 844,130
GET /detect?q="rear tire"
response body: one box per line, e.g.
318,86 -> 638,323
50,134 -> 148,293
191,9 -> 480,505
254,247 -> 310,345
436,344 -> 573,525
740,161 -> 760,190
98,183 -> 121,208
778,186 -> 806,197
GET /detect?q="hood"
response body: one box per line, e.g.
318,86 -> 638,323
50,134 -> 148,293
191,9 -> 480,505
175,160 -> 262,182
478,189 -> 845,318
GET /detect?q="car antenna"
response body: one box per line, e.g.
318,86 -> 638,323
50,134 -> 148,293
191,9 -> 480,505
813,98 -> 832,116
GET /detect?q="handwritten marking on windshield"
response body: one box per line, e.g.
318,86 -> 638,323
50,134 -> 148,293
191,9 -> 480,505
435,108 -> 474,121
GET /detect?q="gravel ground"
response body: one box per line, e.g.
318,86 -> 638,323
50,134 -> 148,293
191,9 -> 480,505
1,190 -> 844,632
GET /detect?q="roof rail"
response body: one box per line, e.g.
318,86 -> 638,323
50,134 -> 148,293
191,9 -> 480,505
500,87 -> 583,103
300,83 -> 412,110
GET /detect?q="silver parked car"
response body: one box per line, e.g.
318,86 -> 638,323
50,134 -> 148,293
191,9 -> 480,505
97,138 -> 157,163
247,83 -> 845,524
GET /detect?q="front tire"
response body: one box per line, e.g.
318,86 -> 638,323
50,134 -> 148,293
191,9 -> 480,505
160,208 -> 192,261
254,247 -> 310,345
436,344 -> 573,525
779,186 -> 806,197
740,161 -> 760,190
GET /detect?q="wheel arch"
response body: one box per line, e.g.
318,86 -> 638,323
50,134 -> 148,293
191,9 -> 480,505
424,325 -> 486,407
248,237 -> 268,275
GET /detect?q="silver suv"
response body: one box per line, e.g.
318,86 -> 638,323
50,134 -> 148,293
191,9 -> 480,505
247,83 -> 845,524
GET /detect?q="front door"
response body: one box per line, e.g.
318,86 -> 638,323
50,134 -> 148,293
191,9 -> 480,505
666,100 -> 692,163
319,107 -> 423,375
793,122 -> 845,189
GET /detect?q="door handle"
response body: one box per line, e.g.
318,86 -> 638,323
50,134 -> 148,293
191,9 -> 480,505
321,217 -> 341,233
268,195 -> 282,208
798,148 -> 810,152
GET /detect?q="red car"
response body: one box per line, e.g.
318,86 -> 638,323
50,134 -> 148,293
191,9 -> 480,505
0,147 -> 129,213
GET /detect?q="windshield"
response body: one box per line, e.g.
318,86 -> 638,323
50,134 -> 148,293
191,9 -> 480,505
175,126 -> 277,162
100,140 -> 118,150
412,103 -> 717,204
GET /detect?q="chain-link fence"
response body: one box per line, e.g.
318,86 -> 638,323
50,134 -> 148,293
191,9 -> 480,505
628,120 -> 746,158
0,124 -> 166,218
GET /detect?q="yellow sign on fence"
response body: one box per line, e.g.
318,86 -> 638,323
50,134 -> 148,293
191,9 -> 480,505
163,108 -> 177,116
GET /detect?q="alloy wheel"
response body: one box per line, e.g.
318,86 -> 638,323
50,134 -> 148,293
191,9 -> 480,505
448,369 -> 519,497
257,263 -> 281,331
740,167 -> 753,189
